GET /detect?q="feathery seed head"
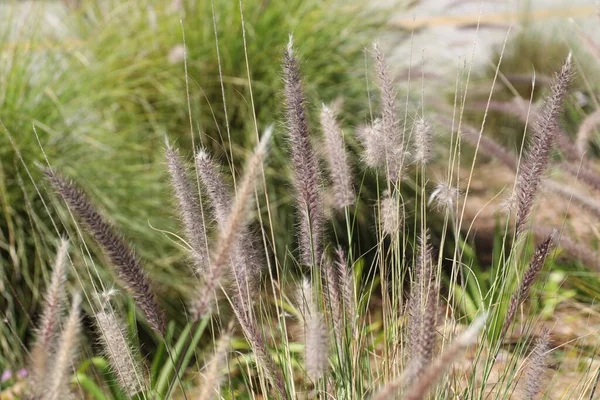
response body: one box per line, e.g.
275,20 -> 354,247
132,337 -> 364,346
356,118 -> 386,168
375,312 -> 487,400
334,246 -> 355,330
44,169 -> 166,334
44,293 -> 82,400
195,145 -> 263,301
501,233 -> 555,338
190,130 -> 271,320
197,329 -> 232,400
457,312 -> 488,346
429,181 -> 459,212
298,277 -> 315,320
30,239 -> 69,395
412,117 -> 434,165
498,188 -> 518,216
36,238 -> 69,347
320,104 -> 354,209
380,190 -> 402,236
515,55 -> 574,234
195,148 -> 232,229
371,42 -> 405,182
407,233 -> 438,376
304,311 -> 329,381
166,146 -> 210,273
283,39 -> 324,267
576,109 -> 600,156
95,309 -> 144,396
523,328 -> 551,399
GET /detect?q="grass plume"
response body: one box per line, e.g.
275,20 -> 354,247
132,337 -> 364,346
402,313 -> 488,400
166,146 -> 210,272
43,293 -> 82,400
190,129 -> 271,319
301,279 -> 329,381
197,328 -> 232,400
44,169 -> 166,334
412,117 -> 434,165
283,36 -> 324,267
29,239 -> 69,388
407,234 -> 438,377
320,104 -> 354,209
515,54 -> 573,234
372,43 -> 405,182
374,313 -> 487,400
95,308 -> 145,396
195,149 -> 262,307
501,233 -> 555,339
522,328 -> 551,399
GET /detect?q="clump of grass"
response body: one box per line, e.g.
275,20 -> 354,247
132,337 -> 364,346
0,0 -> 383,367
6,10 -> 600,400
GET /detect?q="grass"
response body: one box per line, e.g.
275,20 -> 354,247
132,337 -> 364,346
2,1 -> 600,399
0,0 -> 384,368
